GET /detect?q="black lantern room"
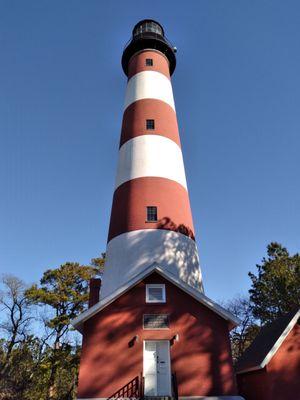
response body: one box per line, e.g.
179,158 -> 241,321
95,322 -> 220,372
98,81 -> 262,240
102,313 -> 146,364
122,19 -> 176,76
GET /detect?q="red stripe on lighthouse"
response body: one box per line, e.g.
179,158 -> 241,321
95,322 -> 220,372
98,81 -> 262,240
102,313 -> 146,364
107,177 -> 195,243
128,50 -> 171,80
120,99 -> 181,148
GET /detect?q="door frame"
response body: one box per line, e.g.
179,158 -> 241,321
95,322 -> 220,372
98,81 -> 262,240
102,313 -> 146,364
143,339 -> 172,396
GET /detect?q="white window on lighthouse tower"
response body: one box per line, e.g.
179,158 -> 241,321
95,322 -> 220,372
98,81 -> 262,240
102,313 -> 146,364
146,284 -> 166,303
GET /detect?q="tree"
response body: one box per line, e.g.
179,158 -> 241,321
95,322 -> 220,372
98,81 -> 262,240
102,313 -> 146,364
0,276 -> 47,400
249,242 -> 300,324
25,261 -> 99,399
0,253 -> 104,400
0,336 -> 48,400
225,295 -> 259,361
0,275 -> 31,374
90,252 -> 105,273
26,262 -> 98,343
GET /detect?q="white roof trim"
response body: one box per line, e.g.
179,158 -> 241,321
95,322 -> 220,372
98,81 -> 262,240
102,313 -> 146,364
71,263 -> 240,333
237,308 -> 300,374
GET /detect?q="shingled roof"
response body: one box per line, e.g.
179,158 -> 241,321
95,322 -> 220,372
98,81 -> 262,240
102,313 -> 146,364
236,308 -> 300,374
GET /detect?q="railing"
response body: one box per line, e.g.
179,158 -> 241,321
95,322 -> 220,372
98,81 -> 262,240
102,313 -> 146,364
123,32 -> 175,51
172,372 -> 179,400
108,372 -> 177,399
107,375 -> 140,399
139,373 -> 144,398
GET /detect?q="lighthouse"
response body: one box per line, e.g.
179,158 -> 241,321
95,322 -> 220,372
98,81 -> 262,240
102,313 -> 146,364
73,20 -> 242,400
101,19 -> 203,299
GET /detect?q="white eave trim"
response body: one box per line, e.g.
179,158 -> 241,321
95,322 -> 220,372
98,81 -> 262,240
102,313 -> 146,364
71,263 -> 240,333
236,308 -> 300,374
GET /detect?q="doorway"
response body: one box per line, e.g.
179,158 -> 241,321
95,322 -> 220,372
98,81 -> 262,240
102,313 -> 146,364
143,340 -> 171,396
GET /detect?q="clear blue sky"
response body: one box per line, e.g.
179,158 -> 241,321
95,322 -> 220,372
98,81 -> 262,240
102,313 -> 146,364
1,1 -> 299,302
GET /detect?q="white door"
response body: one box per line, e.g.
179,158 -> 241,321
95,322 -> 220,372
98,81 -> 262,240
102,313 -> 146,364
143,341 -> 171,396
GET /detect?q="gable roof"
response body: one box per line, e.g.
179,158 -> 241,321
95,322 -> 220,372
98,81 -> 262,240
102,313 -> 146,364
236,308 -> 300,374
71,263 -> 240,333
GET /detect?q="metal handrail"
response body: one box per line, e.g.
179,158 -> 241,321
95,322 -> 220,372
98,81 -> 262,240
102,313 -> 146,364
139,373 -> 144,398
107,376 -> 139,399
123,32 -> 175,52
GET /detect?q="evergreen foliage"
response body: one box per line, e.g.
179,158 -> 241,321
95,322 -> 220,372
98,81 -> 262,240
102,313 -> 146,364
225,242 -> 300,362
249,242 -> 300,323
0,255 -> 104,400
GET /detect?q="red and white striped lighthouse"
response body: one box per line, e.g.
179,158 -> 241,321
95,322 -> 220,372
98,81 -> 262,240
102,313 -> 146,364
73,20 -> 241,400
101,19 -> 203,299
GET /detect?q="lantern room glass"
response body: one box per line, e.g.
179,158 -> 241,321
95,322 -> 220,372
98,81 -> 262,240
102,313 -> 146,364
133,21 -> 163,37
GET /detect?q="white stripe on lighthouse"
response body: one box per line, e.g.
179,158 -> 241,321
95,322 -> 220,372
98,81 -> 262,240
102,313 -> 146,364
124,71 -> 176,111
101,229 -> 203,299
115,135 -> 187,190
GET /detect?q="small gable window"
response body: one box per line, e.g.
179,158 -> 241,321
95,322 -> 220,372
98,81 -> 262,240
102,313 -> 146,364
146,58 -> 153,66
146,284 -> 166,303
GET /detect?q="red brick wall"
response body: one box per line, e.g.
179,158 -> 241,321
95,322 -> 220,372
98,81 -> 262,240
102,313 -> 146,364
267,322 -> 300,400
77,272 -> 237,398
237,368 -> 270,400
237,322 -> 300,400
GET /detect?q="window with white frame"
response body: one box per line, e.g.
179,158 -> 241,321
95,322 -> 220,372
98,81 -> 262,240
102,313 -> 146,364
146,284 -> 166,303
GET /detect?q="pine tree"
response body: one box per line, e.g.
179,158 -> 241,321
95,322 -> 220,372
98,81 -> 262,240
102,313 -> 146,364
249,242 -> 300,324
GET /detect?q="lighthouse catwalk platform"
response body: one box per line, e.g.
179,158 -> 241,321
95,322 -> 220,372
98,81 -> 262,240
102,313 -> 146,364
72,19 -> 243,400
